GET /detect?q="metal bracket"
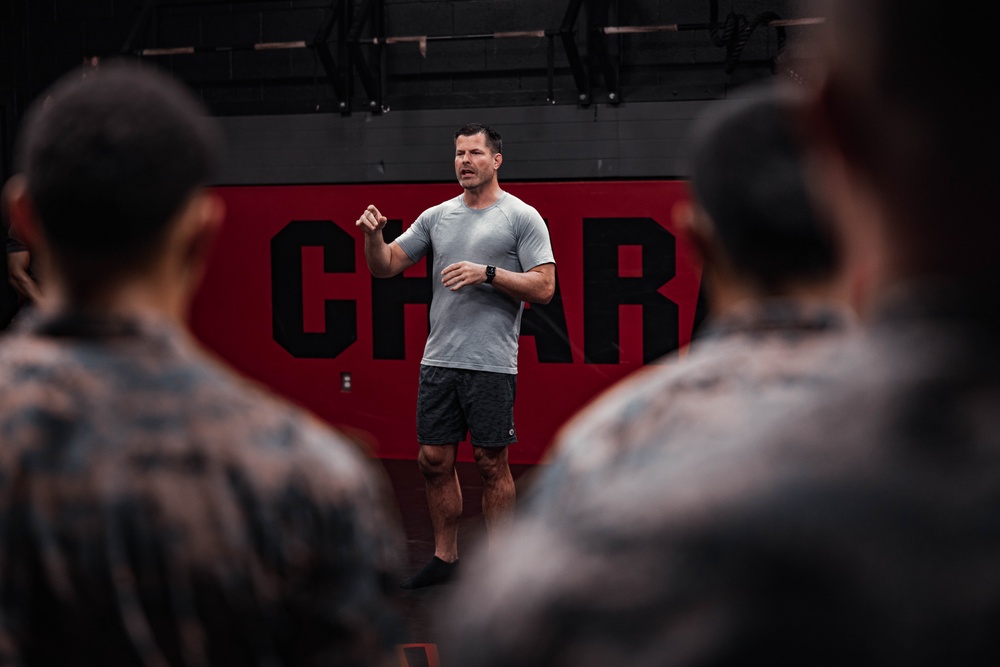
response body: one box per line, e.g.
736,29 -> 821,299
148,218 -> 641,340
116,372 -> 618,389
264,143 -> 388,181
558,0 -> 590,106
314,0 -> 384,115
120,0 -> 158,55
347,0 -> 384,114
556,0 -> 620,107
587,0 -> 621,105
314,0 -> 352,114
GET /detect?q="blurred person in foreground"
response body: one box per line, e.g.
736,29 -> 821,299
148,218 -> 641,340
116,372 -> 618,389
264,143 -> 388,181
521,88 -> 853,517
440,0 -> 1000,659
0,61 -> 403,666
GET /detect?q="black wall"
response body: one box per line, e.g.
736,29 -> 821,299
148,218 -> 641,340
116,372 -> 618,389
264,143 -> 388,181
217,97 -> 744,185
1,0 -> 825,184
0,0 -> 825,327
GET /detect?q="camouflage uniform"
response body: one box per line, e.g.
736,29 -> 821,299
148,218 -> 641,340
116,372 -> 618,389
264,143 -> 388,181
440,298 -> 877,666
0,310 -> 403,667
526,298 -> 854,516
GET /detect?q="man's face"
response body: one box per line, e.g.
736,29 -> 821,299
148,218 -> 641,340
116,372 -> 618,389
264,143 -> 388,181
455,133 -> 500,190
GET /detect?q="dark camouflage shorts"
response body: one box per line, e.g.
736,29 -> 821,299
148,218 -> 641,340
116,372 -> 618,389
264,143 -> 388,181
416,364 -> 517,447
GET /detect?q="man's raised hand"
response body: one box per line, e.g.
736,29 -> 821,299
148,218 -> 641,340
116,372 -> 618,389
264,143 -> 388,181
356,204 -> 388,236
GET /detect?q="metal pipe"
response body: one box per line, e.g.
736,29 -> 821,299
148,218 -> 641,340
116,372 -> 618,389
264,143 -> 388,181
141,46 -> 196,56
603,17 -> 823,35
375,31 -> 549,46
140,40 -> 310,56
137,18 -> 823,58
255,41 -> 309,50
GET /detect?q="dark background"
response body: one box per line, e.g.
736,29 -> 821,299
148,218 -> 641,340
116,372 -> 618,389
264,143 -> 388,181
0,0 -> 824,318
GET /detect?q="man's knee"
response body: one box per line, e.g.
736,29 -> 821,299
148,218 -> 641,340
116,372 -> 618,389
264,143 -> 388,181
418,445 -> 455,478
473,446 -> 509,480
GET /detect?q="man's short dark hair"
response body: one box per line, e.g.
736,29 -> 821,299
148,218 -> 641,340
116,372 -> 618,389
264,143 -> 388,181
689,89 -> 837,291
14,60 -> 220,267
455,123 -> 502,155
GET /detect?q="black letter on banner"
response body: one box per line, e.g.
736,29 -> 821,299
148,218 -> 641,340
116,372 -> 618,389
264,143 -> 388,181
583,217 -> 679,364
371,220 -> 433,360
271,220 -> 356,358
520,269 -> 572,364
520,219 -> 571,363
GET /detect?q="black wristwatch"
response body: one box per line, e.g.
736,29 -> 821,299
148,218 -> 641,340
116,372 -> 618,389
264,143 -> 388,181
485,265 -> 496,284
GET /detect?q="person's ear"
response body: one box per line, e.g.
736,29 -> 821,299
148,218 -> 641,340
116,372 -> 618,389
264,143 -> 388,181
800,69 -> 861,174
672,199 -> 715,266
2,175 -> 43,250
176,190 -> 225,279
672,198 -> 695,234
494,152 -> 502,170
191,191 -> 224,261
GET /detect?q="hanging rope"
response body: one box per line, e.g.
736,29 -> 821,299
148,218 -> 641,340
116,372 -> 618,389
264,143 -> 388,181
709,0 -> 788,74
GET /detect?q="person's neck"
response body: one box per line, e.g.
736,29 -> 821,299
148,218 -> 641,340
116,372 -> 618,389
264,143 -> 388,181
706,268 -> 848,320
39,269 -> 190,327
462,181 -> 503,210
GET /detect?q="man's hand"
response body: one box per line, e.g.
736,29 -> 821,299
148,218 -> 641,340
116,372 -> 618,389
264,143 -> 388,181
357,204 -> 416,278
442,262 -> 556,303
356,205 -> 388,236
442,261 -> 488,292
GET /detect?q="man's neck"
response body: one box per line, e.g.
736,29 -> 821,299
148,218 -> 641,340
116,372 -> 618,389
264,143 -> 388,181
705,267 -> 848,320
462,181 -> 503,210
38,264 -> 190,326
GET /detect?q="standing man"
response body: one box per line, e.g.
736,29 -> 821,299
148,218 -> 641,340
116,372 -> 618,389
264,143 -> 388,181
357,124 -> 555,589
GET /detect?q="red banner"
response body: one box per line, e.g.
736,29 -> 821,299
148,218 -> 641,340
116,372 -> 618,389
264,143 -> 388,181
189,182 -> 701,464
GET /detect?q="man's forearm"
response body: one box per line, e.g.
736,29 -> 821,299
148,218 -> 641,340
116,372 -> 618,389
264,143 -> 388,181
363,232 -> 394,278
492,266 -> 555,305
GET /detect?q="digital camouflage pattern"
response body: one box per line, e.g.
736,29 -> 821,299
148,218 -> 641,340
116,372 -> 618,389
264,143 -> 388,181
527,298 -> 855,516
445,286 -> 1000,664
440,298 -> 875,666
0,310 -> 403,667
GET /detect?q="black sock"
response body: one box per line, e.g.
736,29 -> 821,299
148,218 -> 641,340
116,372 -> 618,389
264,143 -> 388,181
400,556 -> 459,589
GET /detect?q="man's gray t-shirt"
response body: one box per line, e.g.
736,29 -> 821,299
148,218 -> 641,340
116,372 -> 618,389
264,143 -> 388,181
394,192 -> 555,374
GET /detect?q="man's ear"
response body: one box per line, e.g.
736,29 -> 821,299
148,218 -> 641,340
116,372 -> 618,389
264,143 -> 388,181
800,70 -> 858,172
175,190 -> 225,279
672,199 -> 715,266
2,175 -> 43,250
494,152 -> 502,170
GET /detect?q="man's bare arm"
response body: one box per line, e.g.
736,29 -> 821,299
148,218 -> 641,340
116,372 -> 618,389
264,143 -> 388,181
440,262 -> 555,304
356,205 -> 416,278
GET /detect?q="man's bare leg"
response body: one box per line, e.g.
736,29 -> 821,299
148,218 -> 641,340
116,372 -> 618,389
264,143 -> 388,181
401,443 -> 462,589
474,445 -> 515,538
